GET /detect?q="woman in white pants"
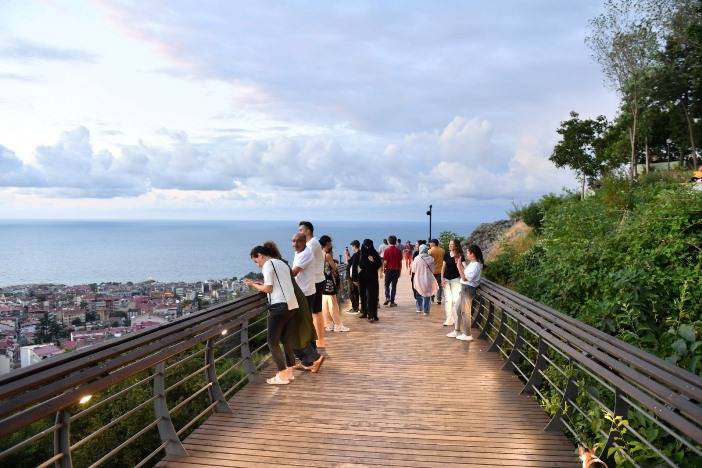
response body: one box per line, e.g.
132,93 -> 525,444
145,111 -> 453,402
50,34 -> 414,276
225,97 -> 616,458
441,239 -> 464,327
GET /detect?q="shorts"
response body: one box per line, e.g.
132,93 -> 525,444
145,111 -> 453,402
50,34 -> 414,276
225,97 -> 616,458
313,281 -> 324,314
306,294 -> 316,314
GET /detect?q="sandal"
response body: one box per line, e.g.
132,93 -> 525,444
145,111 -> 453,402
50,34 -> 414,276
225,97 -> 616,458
266,374 -> 290,385
310,355 -> 325,373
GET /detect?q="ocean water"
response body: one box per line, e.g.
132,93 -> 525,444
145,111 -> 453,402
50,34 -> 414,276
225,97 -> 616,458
0,220 -> 477,287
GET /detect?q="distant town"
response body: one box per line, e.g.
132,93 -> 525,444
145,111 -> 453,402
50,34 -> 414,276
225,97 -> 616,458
0,273 -> 263,376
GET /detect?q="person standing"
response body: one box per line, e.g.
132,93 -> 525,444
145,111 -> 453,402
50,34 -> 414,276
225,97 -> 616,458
354,239 -> 381,322
244,245 -> 298,385
289,235 -> 324,372
319,235 -> 349,332
382,235 -> 402,307
345,240 -> 361,315
428,239 -> 445,305
378,238 -> 388,259
298,221 -> 326,348
441,239 -> 463,327
403,240 -> 413,269
448,244 -> 484,342
411,244 -> 438,315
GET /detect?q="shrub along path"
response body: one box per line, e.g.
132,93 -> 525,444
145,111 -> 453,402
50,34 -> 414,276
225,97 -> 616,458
160,277 -> 577,467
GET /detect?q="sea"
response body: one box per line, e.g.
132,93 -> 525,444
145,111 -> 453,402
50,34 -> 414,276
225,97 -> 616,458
0,220 -> 478,287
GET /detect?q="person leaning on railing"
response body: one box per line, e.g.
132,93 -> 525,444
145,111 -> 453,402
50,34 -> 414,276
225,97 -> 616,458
448,244 -> 484,342
244,245 -> 298,385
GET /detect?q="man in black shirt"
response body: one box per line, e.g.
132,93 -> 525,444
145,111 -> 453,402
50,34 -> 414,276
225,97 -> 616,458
345,240 -> 361,315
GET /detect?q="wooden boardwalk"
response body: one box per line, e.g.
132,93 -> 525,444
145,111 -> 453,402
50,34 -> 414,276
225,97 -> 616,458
162,277 -> 577,467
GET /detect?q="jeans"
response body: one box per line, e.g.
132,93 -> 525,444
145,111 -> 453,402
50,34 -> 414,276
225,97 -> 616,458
433,274 -> 443,302
455,284 -> 476,334
415,295 -> 431,313
384,269 -> 400,302
267,304 -> 296,371
443,278 -> 461,325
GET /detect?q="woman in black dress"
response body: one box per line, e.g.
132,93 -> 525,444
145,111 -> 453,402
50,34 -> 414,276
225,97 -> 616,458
354,239 -> 382,322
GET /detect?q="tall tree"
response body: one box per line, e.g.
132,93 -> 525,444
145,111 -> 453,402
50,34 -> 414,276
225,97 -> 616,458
586,0 -> 661,179
550,112 -> 614,199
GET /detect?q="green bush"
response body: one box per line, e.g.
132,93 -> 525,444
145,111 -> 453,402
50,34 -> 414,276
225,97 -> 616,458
489,175 -> 702,372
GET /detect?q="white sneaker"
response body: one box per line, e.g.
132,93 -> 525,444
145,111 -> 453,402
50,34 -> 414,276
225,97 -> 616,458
456,334 -> 473,341
344,310 -> 359,315
446,330 -> 458,338
334,325 -> 350,332
324,325 -> 334,332
416,309 -> 422,313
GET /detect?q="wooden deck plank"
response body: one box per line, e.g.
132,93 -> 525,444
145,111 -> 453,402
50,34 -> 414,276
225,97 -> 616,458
162,276 -> 577,467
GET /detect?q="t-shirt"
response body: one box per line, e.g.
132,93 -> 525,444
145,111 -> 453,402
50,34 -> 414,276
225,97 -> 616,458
383,245 -> 402,271
378,243 -> 388,258
307,237 -> 325,284
429,246 -> 445,274
262,259 -> 299,309
293,246 -> 316,296
461,261 -> 482,287
443,252 -> 460,280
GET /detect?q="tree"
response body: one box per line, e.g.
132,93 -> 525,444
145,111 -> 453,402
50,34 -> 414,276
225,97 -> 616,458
587,0 -> 662,179
438,231 -> 464,251
550,112 -> 616,198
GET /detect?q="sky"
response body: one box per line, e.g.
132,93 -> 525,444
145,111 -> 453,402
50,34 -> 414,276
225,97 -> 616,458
0,0 -> 619,222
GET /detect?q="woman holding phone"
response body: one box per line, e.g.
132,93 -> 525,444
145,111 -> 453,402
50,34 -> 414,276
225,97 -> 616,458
448,244 -> 483,342
244,245 -> 298,385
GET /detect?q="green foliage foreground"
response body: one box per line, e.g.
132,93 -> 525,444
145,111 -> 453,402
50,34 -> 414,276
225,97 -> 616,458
489,173 -> 702,373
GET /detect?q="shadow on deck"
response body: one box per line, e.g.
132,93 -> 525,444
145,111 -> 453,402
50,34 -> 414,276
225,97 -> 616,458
161,277 -> 577,467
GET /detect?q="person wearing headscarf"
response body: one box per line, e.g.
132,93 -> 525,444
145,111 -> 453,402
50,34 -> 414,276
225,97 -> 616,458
353,239 -> 382,322
411,244 -> 439,315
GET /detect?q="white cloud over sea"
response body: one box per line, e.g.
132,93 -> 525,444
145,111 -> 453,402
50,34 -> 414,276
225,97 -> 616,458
0,0 -> 618,221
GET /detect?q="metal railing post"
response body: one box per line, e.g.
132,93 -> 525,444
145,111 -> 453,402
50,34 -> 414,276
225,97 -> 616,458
53,409 -> 72,468
471,295 -> 485,328
153,363 -> 188,457
544,374 -> 578,433
502,320 -> 524,372
205,338 -> 232,413
478,302 -> 494,339
239,318 -> 260,383
599,389 -> 629,466
487,307 -> 507,352
521,337 -> 548,394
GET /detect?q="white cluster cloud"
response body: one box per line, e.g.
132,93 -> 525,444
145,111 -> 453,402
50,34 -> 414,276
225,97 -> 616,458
0,116 -> 574,206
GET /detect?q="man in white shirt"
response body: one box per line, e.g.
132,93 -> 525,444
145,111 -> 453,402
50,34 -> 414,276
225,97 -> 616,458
291,232 -> 324,372
298,221 -> 327,348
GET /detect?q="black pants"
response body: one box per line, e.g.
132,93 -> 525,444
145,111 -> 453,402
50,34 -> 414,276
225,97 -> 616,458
358,281 -> 368,316
362,277 -> 379,320
433,274 -> 443,302
384,269 -> 400,302
349,281 -> 360,311
267,305 -> 296,371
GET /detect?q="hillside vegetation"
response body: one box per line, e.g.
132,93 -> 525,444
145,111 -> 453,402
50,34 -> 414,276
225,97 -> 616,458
486,172 -> 702,374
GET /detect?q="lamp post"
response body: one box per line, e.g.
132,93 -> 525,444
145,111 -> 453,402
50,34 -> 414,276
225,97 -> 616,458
426,204 -> 433,241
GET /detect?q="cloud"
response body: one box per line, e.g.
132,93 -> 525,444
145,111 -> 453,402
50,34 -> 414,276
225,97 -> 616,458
0,117 -> 574,206
0,39 -> 98,63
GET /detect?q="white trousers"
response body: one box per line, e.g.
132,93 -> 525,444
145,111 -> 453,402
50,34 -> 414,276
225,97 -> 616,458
443,278 -> 462,326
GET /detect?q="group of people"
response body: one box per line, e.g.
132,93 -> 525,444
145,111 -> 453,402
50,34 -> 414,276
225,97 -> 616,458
243,221 -> 484,386
243,221 -> 350,385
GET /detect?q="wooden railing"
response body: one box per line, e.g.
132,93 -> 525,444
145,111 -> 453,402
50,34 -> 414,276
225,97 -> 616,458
475,279 -> 702,467
0,264 -> 350,468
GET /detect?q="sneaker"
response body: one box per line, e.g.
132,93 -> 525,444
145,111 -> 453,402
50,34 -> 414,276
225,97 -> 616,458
456,334 -> 473,341
345,310 -> 360,315
383,300 -> 390,306
416,309 -> 422,313
324,325 -> 334,332
334,325 -> 350,332
389,302 -> 398,307
446,330 -> 458,338
423,312 -> 429,316
437,301 -> 442,305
